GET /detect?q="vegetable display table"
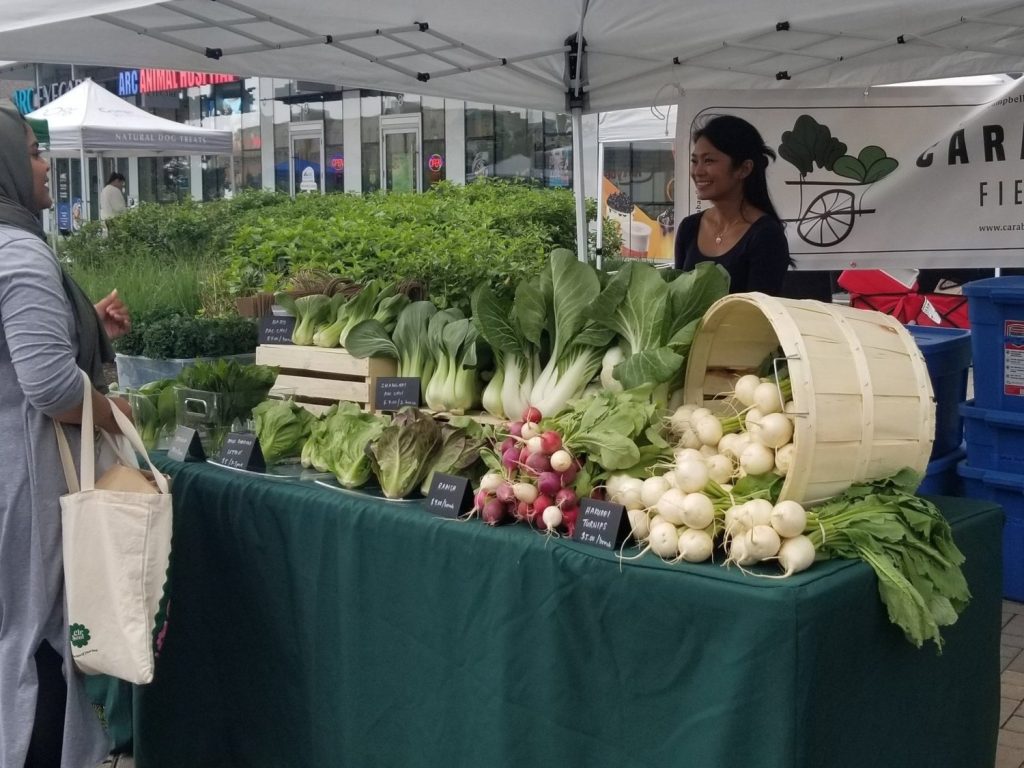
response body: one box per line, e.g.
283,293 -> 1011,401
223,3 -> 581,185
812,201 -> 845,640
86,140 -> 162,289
135,458 -> 1002,768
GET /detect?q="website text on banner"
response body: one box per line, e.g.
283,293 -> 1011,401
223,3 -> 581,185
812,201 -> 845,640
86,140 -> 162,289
675,80 -> 1024,271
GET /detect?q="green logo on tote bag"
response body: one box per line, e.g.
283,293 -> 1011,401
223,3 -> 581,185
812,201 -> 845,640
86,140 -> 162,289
70,623 -> 91,648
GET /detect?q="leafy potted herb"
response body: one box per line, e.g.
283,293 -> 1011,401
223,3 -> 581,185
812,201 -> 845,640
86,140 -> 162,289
113,310 -> 259,389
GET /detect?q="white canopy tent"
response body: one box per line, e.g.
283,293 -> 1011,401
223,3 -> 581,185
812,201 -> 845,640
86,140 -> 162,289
4,0 -> 1024,256
26,78 -> 233,225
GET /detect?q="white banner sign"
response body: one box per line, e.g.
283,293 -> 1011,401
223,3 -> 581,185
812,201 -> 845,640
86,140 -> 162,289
676,81 -> 1024,270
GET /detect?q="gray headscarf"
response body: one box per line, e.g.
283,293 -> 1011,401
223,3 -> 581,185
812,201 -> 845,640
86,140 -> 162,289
0,102 -> 113,389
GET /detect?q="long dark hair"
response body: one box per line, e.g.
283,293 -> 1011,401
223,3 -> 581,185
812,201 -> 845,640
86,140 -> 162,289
693,114 -> 783,225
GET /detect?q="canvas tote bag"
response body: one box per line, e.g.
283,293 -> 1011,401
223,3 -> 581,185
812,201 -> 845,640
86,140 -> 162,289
54,368 -> 172,684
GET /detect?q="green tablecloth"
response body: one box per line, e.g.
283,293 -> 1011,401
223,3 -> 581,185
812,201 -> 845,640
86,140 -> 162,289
135,458 -> 1002,768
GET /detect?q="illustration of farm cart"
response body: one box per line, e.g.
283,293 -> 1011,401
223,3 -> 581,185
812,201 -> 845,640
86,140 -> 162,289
778,115 -> 898,247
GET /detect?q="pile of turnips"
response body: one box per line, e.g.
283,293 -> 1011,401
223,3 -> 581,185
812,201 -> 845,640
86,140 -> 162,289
608,370 -> 818,576
473,406 -> 583,535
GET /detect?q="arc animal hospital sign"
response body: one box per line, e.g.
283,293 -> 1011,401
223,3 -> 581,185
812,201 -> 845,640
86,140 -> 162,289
677,80 -> 1024,270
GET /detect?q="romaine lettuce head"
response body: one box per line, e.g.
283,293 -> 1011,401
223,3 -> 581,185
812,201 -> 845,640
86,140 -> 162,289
323,410 -> 390,488
366,408 -> 443,499
252,399 -> 315,464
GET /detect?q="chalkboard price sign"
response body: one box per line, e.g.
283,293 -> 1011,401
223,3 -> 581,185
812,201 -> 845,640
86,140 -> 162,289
374,377 -> 421,411
572,497 -> 629,551
214,432 -> 265,472
166,426 -> 206,462
259,314 -> 296,345
424,472 -> 472,519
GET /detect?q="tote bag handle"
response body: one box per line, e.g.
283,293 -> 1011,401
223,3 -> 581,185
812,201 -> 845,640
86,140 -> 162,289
55,369 -> 170,495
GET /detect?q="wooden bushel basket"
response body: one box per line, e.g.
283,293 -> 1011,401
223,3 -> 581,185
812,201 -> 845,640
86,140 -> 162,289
683,293 -> 936,503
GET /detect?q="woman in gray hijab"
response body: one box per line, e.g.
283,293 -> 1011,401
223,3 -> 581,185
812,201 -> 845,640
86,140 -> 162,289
0,103 -> 134,767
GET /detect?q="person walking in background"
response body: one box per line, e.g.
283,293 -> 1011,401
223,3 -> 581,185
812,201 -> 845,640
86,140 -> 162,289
0,103 -> 133,768
99,172 -> 127,222
674,114 -> 791,295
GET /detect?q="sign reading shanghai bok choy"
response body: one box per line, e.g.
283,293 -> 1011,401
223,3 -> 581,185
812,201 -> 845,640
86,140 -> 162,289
675,79 -> 1024,270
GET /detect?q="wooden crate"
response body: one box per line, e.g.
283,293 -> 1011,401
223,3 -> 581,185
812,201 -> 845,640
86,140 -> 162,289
255,345 -> 396,412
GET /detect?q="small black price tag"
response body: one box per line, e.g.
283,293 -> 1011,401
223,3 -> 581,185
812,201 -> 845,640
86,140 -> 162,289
214,432 -> 265,472
374,377 -> 421,411
572,497 -> 629,550
258,314 -> 296,345
424,472 -> 473,519
166,426 -> 206,462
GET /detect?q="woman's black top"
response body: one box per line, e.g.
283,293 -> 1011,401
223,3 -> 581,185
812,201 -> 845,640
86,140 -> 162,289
674,210 -> 790,295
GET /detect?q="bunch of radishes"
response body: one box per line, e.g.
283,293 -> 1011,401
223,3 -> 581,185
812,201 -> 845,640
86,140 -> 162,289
473,406 -> 582,535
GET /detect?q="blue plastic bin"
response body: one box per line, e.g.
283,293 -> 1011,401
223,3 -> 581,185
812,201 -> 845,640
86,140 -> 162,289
958,461 -> 1022,599
962,276 -> 1024,412
906,325 -> 972,458
917,445 -> 966,496
960,399 -> 1024,475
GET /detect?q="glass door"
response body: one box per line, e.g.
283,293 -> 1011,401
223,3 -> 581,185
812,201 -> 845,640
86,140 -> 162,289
380,115 -> 422,193
288,122 -> 325,196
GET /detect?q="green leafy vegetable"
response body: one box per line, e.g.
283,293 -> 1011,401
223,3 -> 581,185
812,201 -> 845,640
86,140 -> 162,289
300,403 -> 390,487
251,399 -> 315,464
176,359 -> 278,424
366,408 -> 443,498
419,423 -> 490,496
832,146 -> 899,184
274,293 -> 333,346
807,470 -> 970,651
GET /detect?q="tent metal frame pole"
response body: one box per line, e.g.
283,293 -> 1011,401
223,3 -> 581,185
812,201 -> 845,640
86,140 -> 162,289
595,135 -> 604,271
572,108 -> 587,263
79,145 -> 89,225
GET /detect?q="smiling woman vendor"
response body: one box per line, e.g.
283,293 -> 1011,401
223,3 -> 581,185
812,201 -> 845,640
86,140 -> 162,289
674,114 -> 791,295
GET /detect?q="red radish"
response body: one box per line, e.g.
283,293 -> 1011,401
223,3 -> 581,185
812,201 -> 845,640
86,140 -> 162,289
559,464 -> 578,485
519,445 -> 532,464
540,431 -> 562,454
501,448 -> 519,473
533,494 -> 554,516
526,435 -> 545,455
482,499 -> 508,526
524,452 -> 552,476
507,420 -> 525,437
515,500 -> 531,521
522,406 -> 543,424
563,514 -> 578,537
499,437 -> 517,455
473,490 -> 489,510
555,487 -> 577,509
495,482 -> 516,504
537,472 -> 562,498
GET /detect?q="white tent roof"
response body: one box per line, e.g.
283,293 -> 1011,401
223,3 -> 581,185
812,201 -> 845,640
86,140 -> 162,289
1,1 -> 1024,113
26,78 -> 233,156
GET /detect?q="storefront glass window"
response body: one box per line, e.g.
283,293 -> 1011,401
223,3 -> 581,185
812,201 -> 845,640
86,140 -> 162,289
324,99 -> 344,194
138,156 -> 191,204
422,96 -> 446,188
361,95 -> 382,193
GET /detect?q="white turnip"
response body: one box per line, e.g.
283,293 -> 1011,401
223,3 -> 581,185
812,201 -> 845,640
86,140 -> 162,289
648,521 -> 680,559
776,534 -> 817,576
770,500 -> 807,539
734,374 -> 761,407
627,508 -> 651,541
680,492 -> 715,530
677,527 -> 715,563
674,459 -> 710,493
640,475 -> 670,508
739,442 -> 775,476
654,487 -> 688,525
757,412 -> 794,449
753,381 -> 784,414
